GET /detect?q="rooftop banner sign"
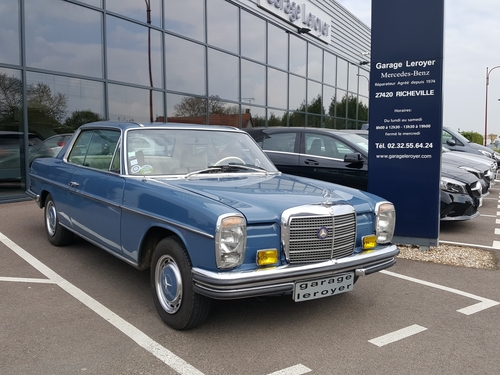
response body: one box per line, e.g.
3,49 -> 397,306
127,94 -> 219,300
368,0 -> 445,246
258,0 -> 331,43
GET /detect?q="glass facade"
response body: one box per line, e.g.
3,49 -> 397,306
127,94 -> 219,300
0,0 -> 369,202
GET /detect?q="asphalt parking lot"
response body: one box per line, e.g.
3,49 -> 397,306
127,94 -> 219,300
1,187 -> 499,375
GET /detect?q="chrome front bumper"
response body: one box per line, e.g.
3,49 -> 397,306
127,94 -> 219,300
192,244 -> 399,300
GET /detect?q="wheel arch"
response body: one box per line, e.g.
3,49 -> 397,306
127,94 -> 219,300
39,190 -> 50,208
137,226 -> 187,271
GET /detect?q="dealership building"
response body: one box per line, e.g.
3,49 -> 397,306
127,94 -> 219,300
0,0 -> 370,202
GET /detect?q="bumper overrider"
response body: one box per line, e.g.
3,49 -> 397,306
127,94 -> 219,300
192,244 -> 399,300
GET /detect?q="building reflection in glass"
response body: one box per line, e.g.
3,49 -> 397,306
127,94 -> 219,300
0,0 -> 370,202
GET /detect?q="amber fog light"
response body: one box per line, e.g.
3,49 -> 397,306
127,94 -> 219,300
362,235 -> 377,250
257,249 -> 279,266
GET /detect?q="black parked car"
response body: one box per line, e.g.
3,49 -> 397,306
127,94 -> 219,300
439,162 -> 482,221
246,127 -> 482,221
246,127 -> 368,190
441,148 -> 494,195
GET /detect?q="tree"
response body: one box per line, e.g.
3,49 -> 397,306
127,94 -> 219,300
64,110 -> 104,131
487,133 -> 497,144
252,114 -> 266,127
27,82 -> 67,124
0,73 -> 23,128
0,75 -> 69,136
174,95 -> 231,117
268,111 -> 288,127
327,94 -> 368,123
460,131 -> 483,145
287,95 -> 323,127
173,97 -> 205,117
307,95 -> 323,115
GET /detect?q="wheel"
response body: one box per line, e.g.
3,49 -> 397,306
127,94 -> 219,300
151,237 -> 212,330
44,194 -> 73,246
213,156 -> 245,166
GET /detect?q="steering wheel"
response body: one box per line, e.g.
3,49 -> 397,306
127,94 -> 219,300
213,156 -> 246,166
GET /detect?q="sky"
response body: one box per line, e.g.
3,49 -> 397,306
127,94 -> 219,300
336,0 -> 500,140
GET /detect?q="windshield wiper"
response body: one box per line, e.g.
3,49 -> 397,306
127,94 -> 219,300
185,164 -> 269,177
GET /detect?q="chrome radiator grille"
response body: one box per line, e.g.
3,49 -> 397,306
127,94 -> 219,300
285,210 -> 356,264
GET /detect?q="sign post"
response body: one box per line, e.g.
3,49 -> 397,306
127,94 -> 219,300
368,0 -> 445,245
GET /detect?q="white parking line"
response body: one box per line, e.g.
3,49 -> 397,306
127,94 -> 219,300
1,232 -> 311,375
496,193 -> 500,247
0,232 -> 204,375
0,276 -> 56,284
266,364 -> 312,375
439,240 -> 500,251
381,270 -> 500,314
368,325 -> 427,347
458,300 -> 500,315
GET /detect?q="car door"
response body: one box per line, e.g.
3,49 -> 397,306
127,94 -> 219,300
298,132 -> 368,190
442,128 -> 465,152
66,129 -> 125,253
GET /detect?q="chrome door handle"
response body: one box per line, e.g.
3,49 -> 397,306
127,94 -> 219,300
68,181 -> 80,187
304,159 -> 319,165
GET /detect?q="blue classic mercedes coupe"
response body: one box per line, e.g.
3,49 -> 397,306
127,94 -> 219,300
28,121 -> 399,330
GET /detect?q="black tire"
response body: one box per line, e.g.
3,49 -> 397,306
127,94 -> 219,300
44,194 -> 73,246
150,237 -> 212,330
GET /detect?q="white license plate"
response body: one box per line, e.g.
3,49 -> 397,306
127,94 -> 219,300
293,272 -> 354,302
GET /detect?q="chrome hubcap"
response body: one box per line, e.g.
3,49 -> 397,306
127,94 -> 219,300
155,255 -> 182,314
46,201 -> 57,237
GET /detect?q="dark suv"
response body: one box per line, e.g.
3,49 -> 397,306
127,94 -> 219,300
246,127 -> 368,190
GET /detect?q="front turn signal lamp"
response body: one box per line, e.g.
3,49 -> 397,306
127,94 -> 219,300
257,249 -> 279,266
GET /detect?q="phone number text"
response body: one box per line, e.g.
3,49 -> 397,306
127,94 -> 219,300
375,142 -> 433,149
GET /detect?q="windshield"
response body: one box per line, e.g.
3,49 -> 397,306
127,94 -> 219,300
445,128 -> 471,144
125,128 -> 278,176
336,132 -> 369,152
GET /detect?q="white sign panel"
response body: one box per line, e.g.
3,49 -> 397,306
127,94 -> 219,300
259,0 -> 331,43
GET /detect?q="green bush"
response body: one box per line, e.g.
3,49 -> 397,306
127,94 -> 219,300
460,131 -> 483,145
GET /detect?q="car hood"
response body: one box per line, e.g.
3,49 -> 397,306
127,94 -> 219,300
442,153 -> 488,172
441,163 -> 479,185
443,150 -> 494,167
153,173 -> 379,223
466,141 -> 495,155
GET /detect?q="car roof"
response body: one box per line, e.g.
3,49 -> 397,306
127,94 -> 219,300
246,127 -> 370,141
79,121 -> 242,133
0,131 -> 39,137
337,129 -> 368,134
246,126 -> 360,134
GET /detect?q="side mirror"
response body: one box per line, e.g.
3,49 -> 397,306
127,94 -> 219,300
446,139 -> 456,146
344,153 -> 363,164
